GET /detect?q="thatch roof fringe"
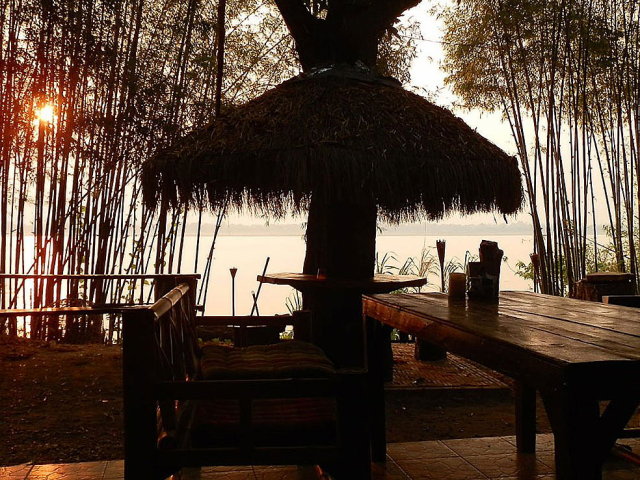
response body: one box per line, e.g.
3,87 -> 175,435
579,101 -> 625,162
143,73 -> 522,221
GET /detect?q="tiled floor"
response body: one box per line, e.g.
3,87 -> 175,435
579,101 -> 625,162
2,435 -> 640,479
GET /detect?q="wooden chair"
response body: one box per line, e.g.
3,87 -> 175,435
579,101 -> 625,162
122,282 -> 371,480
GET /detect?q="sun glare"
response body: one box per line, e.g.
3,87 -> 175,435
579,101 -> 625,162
34,104 -> 55,124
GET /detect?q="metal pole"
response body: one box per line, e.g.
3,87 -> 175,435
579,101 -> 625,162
250,257 -> 270,316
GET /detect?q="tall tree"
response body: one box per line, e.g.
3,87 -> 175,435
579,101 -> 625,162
275,0 -> 420,70
0,0 -> 420,337
441,0 -> 640,295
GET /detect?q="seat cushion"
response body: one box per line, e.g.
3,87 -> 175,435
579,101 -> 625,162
200,340 -> 335,380
190,341 -> 338,448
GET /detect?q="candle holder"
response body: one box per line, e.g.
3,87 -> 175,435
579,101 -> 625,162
448,272 -> 466,299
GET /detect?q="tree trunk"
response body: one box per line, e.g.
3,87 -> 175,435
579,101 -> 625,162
301,196 -> 376,367
274,0 -> 420,72
303,196 -> 376,279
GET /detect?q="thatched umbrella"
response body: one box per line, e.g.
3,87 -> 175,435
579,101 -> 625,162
143,67 -> 521,369
144,68 -> 522,282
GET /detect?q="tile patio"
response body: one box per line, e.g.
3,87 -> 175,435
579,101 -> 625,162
3,434 -> 640,480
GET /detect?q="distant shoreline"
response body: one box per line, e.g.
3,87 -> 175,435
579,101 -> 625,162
214,231 -> 536,237
207,221 -> 538,237
206,221 -> 604,237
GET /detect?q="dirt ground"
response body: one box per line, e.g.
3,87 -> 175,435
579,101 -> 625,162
1,337 -> 123,465
0,336 -> 551,467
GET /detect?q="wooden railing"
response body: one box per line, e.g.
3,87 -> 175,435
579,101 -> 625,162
0,273 -> 199,342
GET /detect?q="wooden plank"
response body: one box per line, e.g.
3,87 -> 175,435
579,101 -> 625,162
499,297 -> 640,337
502,291 -> 640,337
258,273 -> 426,292
501,310 -> 640,348
363,296 -> 568,386
396,293 -> 640,355
447,298 -> 640,358
365,294 -> 638,365
502,291 -> 640,326
376,294 -> 626,363
490,308 -> 640,357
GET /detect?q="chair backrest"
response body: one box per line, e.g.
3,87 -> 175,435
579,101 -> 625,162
122,282 -> 197,466
195,310 -> 312,346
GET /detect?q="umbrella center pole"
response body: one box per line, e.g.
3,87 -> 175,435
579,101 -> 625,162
302,198 -> 376,368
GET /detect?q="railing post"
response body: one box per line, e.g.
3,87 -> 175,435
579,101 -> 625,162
154,276 -> 176,302
123,308 -> 158,479
185,275 -> 198,320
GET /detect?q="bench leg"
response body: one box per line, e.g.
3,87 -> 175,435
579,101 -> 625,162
540,388 -> 602,480
540,387 -> 640,480
515,381 -> 536,453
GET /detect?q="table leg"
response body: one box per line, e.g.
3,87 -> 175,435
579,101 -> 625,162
381,324 -> 393,382
514,381 -> 536,453
597,396 -> 640,453
366,315 -> 387,462
540,388 -> 602,480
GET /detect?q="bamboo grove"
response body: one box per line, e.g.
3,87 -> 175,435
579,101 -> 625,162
442,0 -> 640,295
0,0 -> 419,338
0,0 -> 299,332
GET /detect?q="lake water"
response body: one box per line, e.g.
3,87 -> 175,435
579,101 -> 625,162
205,235 -> 534,315
2,234 -> 535,323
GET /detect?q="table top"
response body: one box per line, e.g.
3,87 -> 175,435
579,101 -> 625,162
363,291 -> 640,390
258,273 -> 427,293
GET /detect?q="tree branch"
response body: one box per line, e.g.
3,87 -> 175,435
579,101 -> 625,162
273,0 -> 317,46
366,0 -> 421,32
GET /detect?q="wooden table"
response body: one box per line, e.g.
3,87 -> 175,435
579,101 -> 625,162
258,273 -> 426,293
258,273 -> 426,367
363,291 -> 640,480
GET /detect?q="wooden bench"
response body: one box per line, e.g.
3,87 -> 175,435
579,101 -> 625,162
364,291 -> 640,480
122,282 -> 371,479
